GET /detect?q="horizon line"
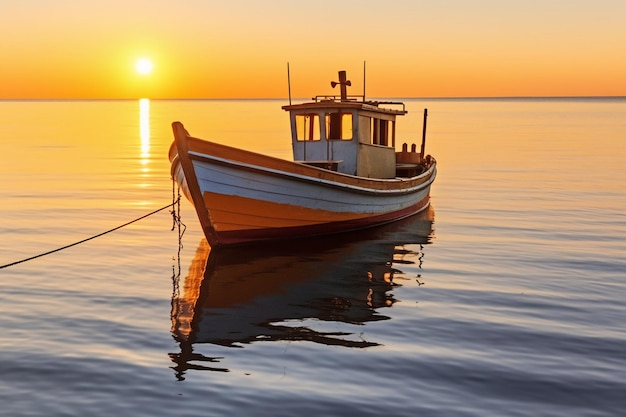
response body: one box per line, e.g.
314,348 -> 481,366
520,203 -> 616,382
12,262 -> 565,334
1,95 -> 626,102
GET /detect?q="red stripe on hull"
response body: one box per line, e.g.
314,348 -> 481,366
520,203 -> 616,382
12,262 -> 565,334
212,194 -> 431,246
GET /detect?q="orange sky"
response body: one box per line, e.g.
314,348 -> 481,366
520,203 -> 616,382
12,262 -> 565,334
1,0 -> 625,99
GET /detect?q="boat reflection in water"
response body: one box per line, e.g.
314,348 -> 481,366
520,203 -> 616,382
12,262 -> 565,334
169,207 -> 434,377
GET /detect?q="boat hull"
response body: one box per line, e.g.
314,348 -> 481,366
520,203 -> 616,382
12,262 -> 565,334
170,122 -> 436,246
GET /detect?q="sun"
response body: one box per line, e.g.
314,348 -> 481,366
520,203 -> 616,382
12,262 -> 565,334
135,58 -> 153,75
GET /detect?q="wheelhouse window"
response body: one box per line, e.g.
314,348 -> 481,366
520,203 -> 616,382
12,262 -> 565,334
295,113 -> 321,141
372,118 -> 393,146
325,112 -> 353,140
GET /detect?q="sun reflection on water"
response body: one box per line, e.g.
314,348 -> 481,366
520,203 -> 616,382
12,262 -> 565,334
136,98 -> 152,199
139,98 -> 150,164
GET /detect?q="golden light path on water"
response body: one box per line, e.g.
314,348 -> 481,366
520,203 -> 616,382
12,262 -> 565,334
137,98 -> 152,203
140,98 -> 150,160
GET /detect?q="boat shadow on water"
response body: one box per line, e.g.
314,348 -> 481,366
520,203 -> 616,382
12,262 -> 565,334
169,207 -> 435,377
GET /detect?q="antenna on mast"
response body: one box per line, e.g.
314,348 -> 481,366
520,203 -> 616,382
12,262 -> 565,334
363,61 -> 366,102
287,62 -> 292,105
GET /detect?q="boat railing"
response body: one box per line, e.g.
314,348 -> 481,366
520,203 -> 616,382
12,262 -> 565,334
313,94 -> 364,103
313,95 -> 406,112
373,101 -> 406,112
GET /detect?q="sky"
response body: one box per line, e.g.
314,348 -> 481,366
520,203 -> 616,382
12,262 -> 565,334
1,0 -> 625,99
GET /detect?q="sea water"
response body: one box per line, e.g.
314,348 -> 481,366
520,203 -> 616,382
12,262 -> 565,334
0,98 -> 624,416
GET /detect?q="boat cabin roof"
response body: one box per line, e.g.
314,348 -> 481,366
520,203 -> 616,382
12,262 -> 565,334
282,70 -> 407,116
282,98 -> 407,116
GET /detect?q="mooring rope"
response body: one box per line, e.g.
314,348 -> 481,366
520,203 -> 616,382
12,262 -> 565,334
170,180 -> 185,323
0,184 -> 185,270
171,179 -> 186,280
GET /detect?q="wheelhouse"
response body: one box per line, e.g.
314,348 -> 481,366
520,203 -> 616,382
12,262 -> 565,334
282,71 -> 419,179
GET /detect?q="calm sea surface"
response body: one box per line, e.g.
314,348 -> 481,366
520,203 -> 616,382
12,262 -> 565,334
0,98 -> 624,417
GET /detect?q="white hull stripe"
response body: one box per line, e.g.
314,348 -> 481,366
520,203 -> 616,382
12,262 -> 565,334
188,151 -> 436,195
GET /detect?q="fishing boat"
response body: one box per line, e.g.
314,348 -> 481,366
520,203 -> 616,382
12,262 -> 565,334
169,70 -> 437,246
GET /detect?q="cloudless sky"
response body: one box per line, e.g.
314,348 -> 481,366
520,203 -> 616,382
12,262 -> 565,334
1,0 -> 625,98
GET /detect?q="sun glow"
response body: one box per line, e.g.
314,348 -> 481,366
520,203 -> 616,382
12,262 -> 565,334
135,58 -> 153,75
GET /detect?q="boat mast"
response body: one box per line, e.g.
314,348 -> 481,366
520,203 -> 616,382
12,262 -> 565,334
287,62 -> 292,105
420,108 -> 428,159
363,61 -> 366,102
331,71 -> 351,101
